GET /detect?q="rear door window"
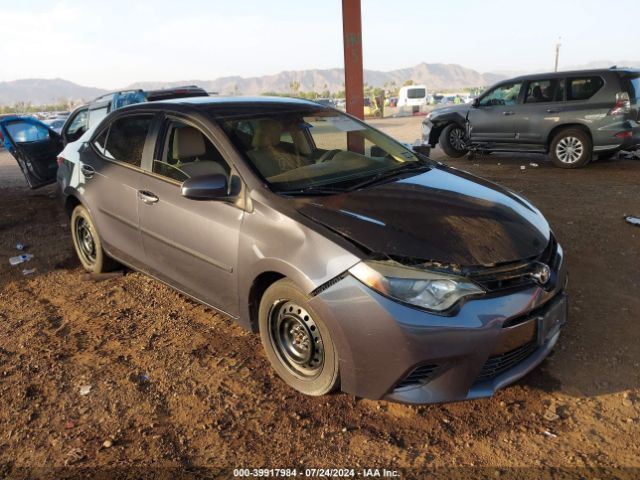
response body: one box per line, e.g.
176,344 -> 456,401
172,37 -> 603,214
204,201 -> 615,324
567,76 -> 604,101
525,79 -> 562,103
99,114 -> 154,167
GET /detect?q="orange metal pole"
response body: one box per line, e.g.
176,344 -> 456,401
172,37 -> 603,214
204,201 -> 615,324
342,0 -> 364,153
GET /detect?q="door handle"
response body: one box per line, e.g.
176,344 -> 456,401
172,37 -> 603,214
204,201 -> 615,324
502,111 -> 515,116
546,108 -> 560,113
138,190 -> 159,204
80,164 -> 95,178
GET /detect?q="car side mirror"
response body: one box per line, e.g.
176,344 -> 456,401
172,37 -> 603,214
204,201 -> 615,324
473,98 -> 480,108
181,173 -> 239,200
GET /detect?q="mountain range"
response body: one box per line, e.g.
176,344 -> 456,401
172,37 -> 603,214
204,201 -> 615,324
2,60 -> 638,106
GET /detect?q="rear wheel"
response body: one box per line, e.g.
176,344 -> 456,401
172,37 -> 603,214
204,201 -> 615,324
70,205 -> 119,273
439,123 -> 468,158
549,129 -> 592,168
258,279 -> 339,396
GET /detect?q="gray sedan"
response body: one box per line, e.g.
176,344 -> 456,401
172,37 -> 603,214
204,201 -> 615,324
48,97 -> 567,404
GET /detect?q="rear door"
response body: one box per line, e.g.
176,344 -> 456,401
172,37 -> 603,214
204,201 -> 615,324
468,81 -> 523,143
80,113 -> 156,268
0,116 -> 62,188
514,78 -> 565,145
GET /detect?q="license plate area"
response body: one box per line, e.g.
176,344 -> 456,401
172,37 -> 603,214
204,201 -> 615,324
493,319 -> 536,355
537,295 -> 567,343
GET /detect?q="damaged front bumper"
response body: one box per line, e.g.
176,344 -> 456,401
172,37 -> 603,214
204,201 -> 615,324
308,246 -> 567,404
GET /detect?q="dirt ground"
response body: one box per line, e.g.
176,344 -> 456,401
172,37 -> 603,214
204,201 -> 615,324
0,116 -> 639,479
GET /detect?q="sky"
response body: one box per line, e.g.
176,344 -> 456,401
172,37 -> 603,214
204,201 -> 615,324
1,0 -> 639,89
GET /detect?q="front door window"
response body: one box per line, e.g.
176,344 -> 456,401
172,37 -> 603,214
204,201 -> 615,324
479,82 -> 523,106
152,121 -> 230,183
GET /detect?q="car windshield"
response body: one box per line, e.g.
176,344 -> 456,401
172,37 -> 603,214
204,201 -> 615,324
211,104 -> 424,193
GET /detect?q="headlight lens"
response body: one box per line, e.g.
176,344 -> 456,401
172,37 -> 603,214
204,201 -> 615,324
349,260 -> 484,313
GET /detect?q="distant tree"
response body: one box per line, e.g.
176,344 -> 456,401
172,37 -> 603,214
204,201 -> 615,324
403,79 -> 415,86
289,80 -> 300,96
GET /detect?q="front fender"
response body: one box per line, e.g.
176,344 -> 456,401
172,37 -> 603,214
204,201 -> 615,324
428,111 -> 468,144
236,198 -> 361,330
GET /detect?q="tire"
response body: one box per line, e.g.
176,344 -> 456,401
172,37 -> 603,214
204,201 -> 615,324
438,123 -> 468,158
70,204 -> 119,273
549,129 -> 592,168
258,278 -> 339,396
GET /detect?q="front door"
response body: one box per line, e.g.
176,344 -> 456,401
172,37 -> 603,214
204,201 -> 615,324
0,116 -> 62,188
468,81 -> 524,143
138,118 -> 243,316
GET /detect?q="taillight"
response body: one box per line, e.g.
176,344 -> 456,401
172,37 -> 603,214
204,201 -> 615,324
56,156 -> 65,167
615,131 -> 633,139
609,92 -> 631,115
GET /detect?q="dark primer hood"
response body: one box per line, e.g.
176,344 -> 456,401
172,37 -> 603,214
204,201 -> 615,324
430,103 -> 470,117
298,166 -> 550,267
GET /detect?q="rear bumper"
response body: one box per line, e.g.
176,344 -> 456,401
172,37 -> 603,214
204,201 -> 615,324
593,120 -> 640,153
309,247 -> 568,404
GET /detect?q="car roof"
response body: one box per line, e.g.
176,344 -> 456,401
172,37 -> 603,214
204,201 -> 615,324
118,95 -> 325,113
507,67 -> 640,83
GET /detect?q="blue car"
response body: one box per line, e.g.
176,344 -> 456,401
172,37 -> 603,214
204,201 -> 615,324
0,86 -> 209,189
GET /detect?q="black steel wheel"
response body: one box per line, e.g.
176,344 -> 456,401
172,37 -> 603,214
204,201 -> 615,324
74,215 -> 96,266
259,279 -> 339,396
269,301 -> 324,378
70,204 -> 119,273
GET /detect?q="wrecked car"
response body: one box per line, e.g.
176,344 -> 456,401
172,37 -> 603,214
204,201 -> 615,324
32,97 -> 569,403
422,67 -> 640,168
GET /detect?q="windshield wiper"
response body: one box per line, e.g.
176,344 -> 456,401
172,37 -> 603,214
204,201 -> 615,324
279,186 -> 347,196
346,161 -> 430,191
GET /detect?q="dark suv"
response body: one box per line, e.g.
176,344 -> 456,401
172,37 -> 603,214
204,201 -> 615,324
422,68 -> 640,168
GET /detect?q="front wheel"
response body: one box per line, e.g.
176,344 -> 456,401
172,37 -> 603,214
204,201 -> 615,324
70,205 -> 119,273
258,279 -> 340,396
549,129 -> 592,168
439,123 -> 469,158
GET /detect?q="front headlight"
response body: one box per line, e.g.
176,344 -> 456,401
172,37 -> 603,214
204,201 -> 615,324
349,260 -> 484,313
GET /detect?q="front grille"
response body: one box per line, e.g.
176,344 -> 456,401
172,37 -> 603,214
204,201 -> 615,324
476,340 -> 538,382
394,364 -> 438,390
469,236 -> 558,293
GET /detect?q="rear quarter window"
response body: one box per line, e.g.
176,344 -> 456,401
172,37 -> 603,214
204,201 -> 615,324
567,76 -> 604,101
